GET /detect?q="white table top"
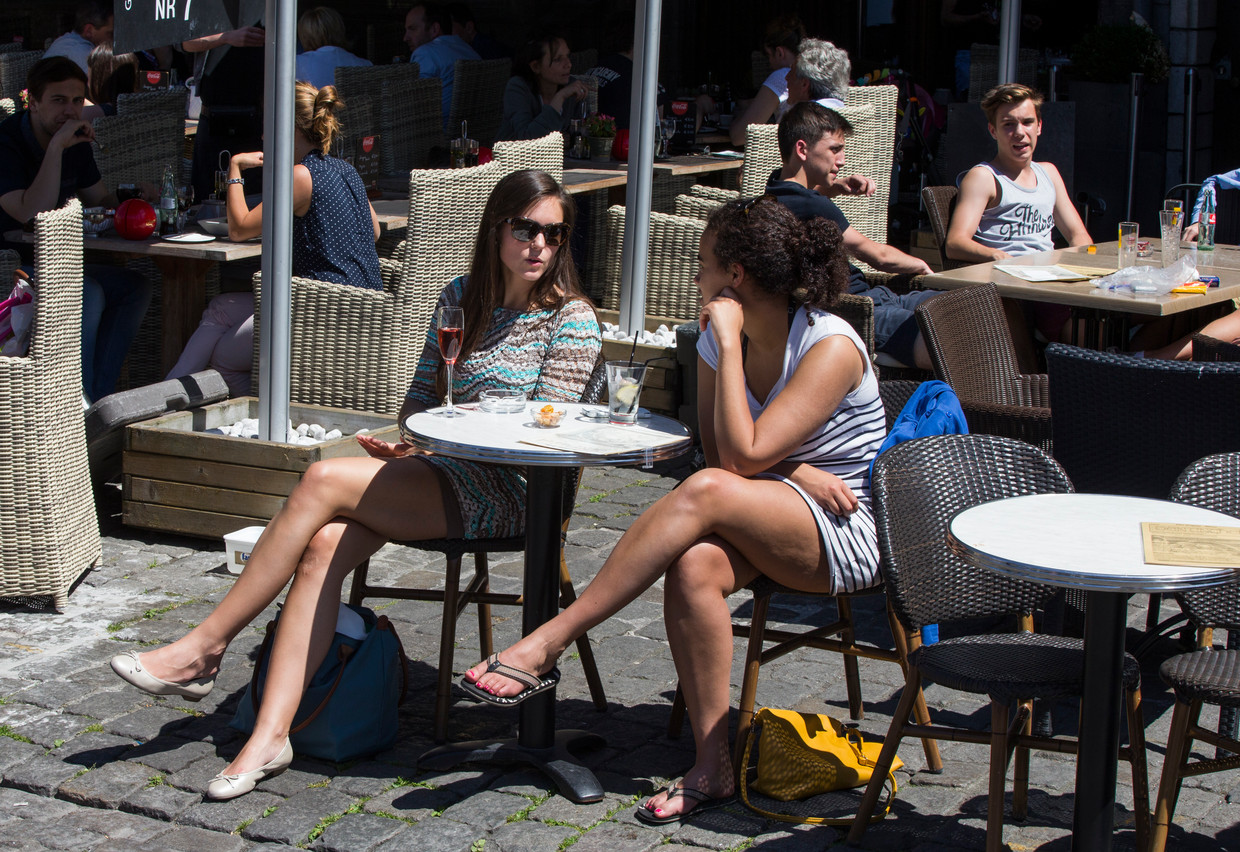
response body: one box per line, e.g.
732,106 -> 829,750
948,493 -> 1240,593
401,402 -> 692,468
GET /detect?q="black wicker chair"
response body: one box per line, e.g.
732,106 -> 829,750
666,380 -> 944,781
1046,343 -> 1240,638
1150,452 -> 1240,852
915,283 -> 1052,452
347,356 -> 609,741
847,434 -> 1149,852
1191,332 -> 1240,362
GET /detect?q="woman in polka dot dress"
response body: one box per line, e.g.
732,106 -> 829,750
165,81 -> 381,395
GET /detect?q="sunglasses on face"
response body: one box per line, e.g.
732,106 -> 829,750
503,217 -> 572,246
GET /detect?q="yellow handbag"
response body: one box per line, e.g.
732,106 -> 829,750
739,707 -> 902,825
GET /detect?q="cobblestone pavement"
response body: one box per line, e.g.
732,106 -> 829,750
1,459 -> 1237,851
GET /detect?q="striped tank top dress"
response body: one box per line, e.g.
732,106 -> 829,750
697,307 -> 887,594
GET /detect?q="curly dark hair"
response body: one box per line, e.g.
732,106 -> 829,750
704,196 -> 847,319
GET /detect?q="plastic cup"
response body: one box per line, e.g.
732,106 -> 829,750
1117,222 -> 1138,269
1160,209 -> 1184,268
606,361 -> 647,425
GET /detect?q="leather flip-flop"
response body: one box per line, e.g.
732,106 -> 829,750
634,780 -> 736,826
458,653 -> 560,707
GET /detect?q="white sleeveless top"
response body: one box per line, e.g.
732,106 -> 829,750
968,161 -> 1057,255
697,308 -> 886,593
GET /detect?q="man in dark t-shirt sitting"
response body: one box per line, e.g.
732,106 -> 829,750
767,101 -> 937,368
0,57 -> 152,402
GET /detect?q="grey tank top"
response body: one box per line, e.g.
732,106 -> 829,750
970,161 -> 1056,255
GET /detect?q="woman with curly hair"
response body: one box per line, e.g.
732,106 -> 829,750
463,196 -> 886,823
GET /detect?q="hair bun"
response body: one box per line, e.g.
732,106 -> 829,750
315,85 -> 340,112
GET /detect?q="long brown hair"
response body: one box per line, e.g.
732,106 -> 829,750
440,169 -> 589,395
293,81 -> 344,153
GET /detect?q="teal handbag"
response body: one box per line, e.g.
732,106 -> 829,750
230,604 -> 407,762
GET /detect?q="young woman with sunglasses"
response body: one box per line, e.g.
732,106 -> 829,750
110,169 -> 600,800
464,196 -> 885,824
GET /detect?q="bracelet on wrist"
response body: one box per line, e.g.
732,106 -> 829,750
226,178 -> 245,186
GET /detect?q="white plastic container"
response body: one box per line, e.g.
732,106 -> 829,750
223,525 -> 266,575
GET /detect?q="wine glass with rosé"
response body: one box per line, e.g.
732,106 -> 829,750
436,305 -> 464,417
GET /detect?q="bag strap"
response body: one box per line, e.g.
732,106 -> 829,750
246,618 -> 360,734
737,712 -> 899,826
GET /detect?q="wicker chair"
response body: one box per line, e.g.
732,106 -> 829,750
739,123 -> 780,198
1046,343 -> 1240,637
0,97 -> 17,121
836,86 -> 898,250
915,283 -> 1052,451
446,58 -> 510,147
1150,452 -> 1240,852
921,185 -> 963,271
0,201 -> 102,609
568,48 -> 597,80
848,434 -> 1149,852
968,44 -> 1039,102
117,88 -> 188,117
92,107 -> 185,190
689,183 -> 739,203
255,161 -> 508,414
491,131 -> 564,182
334,63 -> 444,173
673,192 -> 721,220
348,356 -> 609,742
0,49 -> 41,100
667,382 -> 943,779
1191,332 -> 1240,362
600,204 -> 705,321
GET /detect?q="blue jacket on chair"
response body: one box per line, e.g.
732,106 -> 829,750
871,381 -> 969,478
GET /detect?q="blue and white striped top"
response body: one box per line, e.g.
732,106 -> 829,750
698,307 -> 886,593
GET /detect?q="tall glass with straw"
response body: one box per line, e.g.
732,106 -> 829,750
436,305 -> 464,417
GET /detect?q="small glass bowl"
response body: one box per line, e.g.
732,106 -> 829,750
479,388 -> 528,413
529,403 -> 566,427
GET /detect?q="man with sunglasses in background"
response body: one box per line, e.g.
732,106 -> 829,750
767,101 -> 937,370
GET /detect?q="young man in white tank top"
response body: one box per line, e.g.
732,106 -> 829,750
945,83 -> 1091,263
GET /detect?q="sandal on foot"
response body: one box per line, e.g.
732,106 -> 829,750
635,779 -> 736,825
458,653 -> 560,707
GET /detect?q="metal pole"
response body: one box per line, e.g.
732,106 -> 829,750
618,0 -> 662,337
997,0 -> 1021,83
1125,72 -> 1142,222
257,0 -> 294,442
1184,67 -> 1196,186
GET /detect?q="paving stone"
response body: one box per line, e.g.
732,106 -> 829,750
105,706 -> 194,742
363,784 -> 457,820
164,712 -> 243,746
57,759 -> 152,808
14,679 -> 95,712
488,768 -> 554,798
0,786 -> 78,822
120,779 -> 202,821
412,765 -> 502,797
437,789 -> 531,829
309,813 -> 406,852
564,820 -> 664,852
0,702 -> 52,730
56,807 -> 172,843
167,753 -> 234,796
248,760 -> 333,798
371,817 -> 480,852
62,687 -> 156,722
52,730 -> 136,767
241,788 -> 356,846
2,753 -> 84,796
26,820 -> 110,850
127,738 -> 217,774
743,824 -> 842,851
532,791 -> 627,828
18,712 -> 98,749
134,825 -> 248,852
0,736 -> 44,775
177,791 -> 284,834
489,819 -> 577,851
329,761 -> 398,797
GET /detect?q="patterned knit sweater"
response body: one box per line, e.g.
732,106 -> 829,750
406,276 -> 602,538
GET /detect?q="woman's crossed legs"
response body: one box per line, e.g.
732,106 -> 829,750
465,467 -> 835,819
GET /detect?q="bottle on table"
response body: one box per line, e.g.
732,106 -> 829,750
158,164 -> 178,235
1199,183 -> 1216,251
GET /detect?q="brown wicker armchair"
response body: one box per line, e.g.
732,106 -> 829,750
0,202 -> 102,609
921,185 -> 965,271
1191,332 -> 1240,362
915,282 -> 1052,451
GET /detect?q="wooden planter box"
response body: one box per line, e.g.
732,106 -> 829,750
597,309 -> 684,416
122,398 -> 398,539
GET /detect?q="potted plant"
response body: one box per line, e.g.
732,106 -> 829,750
584,113 -> 616,160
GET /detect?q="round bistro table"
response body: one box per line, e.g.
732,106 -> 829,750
402,403 -> 692,803
947,492 -> 1240,852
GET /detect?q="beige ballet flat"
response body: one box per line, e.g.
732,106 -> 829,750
205,738 -> 294,800
109,650 -> 215,701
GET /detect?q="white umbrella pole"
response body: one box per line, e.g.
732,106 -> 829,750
257,0 -> 295,442
997,0 -> 1022,84
618,0 -> 662,337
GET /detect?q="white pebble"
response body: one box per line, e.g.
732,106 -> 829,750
325,429 -> 342,440
296,423 -> 310,437
309,424 -> 326,440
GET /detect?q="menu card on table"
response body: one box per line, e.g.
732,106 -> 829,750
519,424 -> 685,455
994,264 -> 1102,282
1141,522 -> 1240,568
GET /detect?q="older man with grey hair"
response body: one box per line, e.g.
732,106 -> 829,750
784,38 -> 850,110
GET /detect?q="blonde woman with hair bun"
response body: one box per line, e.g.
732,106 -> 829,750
165,81 -> 382,396
294,6 -> 371,88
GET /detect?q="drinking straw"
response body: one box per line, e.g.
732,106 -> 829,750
627,334 -> 638,367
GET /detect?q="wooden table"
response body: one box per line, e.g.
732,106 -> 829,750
948,493 -> 1240,852
8,208 -> 409,373
924,241 -> 1240,348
